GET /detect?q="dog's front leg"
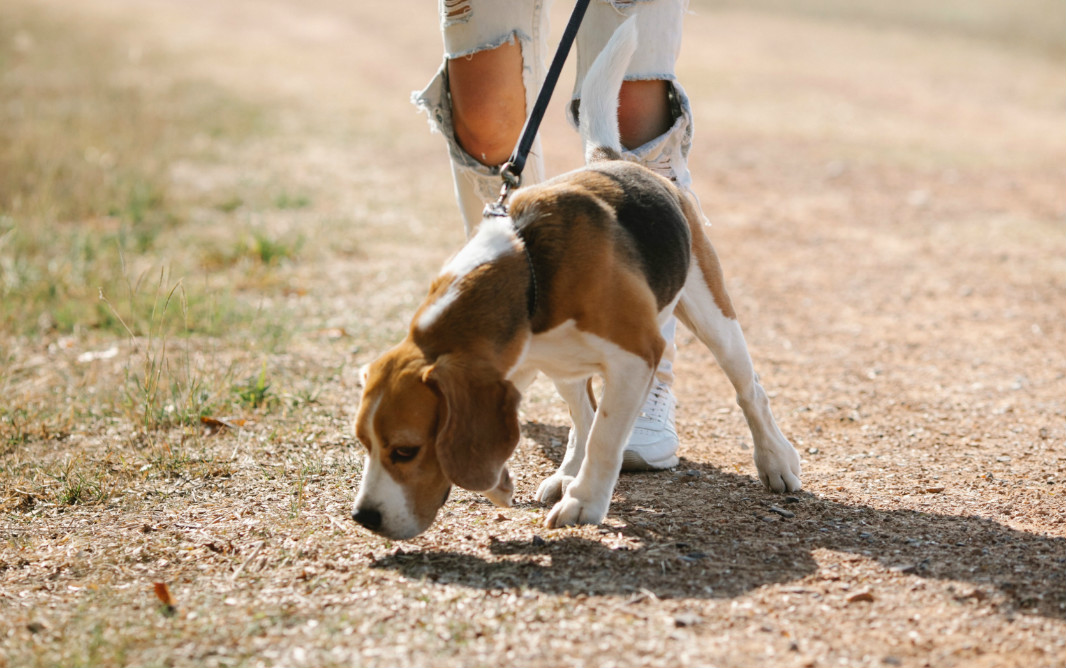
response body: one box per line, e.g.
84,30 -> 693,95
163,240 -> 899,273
545,357 -> 654,528
536,377 -> 596,505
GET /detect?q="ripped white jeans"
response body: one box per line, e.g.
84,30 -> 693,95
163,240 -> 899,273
413,0 -> 695,384
414,0 -> 695,229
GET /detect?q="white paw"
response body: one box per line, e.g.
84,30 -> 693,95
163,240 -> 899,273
544,492 -> 608,529
535,473 -> 575,505
754,438 -> 802,493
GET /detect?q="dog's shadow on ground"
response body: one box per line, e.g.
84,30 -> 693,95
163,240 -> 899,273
372,422 -> 1066,620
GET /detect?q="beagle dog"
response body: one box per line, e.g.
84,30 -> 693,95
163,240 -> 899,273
352,18 -> 801,540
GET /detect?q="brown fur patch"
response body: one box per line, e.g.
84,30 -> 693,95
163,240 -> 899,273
412,253 -> 531,367
586,146 -> 622,163
509,176 -> 666,369
423,354 -> 522,491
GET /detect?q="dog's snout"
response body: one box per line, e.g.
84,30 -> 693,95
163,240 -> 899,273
351,506 -> 383,532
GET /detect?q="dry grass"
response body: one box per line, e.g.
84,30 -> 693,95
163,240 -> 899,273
2,0 -> 1065,667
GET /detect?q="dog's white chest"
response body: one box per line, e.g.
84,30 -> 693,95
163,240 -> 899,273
515,320 -> 636,382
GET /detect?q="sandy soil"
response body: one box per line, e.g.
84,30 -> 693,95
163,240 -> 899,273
2,1 -> 1064,666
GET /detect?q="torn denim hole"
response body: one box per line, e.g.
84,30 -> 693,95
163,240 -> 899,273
412,30 -> 545,197
566,73 -> 678,130
443,30 -> 524,61
622,81 -> 694,190
567,80 -> 691,186
414,19 -> 547,231
411,64 -> 500,185
412,62 -> 514,230
441,0 -> 473,29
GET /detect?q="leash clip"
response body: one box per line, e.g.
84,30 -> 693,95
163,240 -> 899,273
484,161 -> 522,218
500,161 -> 522,191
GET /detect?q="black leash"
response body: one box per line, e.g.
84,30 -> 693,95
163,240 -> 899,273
485,0 -> 592,218
484,0 -> 592,317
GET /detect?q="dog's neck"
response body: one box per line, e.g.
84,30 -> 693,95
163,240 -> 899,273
512,226 -> 538,319
483,206 -> 537,318
410,218 -> 533,367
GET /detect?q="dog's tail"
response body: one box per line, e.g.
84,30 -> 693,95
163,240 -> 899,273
578,16 -> 638,163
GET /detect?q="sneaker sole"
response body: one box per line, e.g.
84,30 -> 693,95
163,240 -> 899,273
621,450 -> 680,472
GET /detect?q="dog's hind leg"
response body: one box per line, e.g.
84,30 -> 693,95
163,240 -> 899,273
675,231 -> 802,493
536,377 -> 597,505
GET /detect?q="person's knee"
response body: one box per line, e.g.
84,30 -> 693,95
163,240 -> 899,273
617,79 -> 673,151
448,40 -> 527,166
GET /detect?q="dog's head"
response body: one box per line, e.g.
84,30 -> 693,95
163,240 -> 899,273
351,341 -> 522,539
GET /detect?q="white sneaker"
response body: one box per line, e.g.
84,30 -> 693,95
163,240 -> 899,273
622,380 -> 680,471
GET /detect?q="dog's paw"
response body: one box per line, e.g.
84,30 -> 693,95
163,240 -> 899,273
544,492 -> 608,529
535,473 -> 576,505
754,438 -> 802,493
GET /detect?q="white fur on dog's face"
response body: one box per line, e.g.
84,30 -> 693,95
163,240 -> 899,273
353,451 -> 441,540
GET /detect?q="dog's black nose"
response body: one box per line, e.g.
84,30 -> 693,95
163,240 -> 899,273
351,506 -> 383,532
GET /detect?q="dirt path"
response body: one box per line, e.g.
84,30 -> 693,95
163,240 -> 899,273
2,1 -> 1065,667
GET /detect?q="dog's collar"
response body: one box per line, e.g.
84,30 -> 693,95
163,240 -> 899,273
518,232 -> 538,319
483,203 -> 537,319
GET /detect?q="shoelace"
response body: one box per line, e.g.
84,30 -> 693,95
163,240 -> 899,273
638,381 -> 675,422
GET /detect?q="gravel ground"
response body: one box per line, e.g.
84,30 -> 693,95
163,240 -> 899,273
1,1 -> 1064,667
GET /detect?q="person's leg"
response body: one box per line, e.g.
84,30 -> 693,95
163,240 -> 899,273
448,42 -> 526,168
413,0 -> 550,236
571,0 -> 697,471
618,79 -> 673,151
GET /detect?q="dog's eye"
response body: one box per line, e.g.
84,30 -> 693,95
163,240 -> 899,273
390,446 -> 420,464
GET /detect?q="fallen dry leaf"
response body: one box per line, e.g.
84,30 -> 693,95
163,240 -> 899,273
153,582 -> 177,616
200,416 -> 247,433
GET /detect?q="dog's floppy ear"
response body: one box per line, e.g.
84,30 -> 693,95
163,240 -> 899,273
423,356 -> 521,491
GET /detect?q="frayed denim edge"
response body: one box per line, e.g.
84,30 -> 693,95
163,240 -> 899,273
443,30 -> 531,61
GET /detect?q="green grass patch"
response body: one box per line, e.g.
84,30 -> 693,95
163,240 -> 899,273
244,230 -> 305,266
0,3 -> 312,452
274,192 -> 312,210
0,5 -> 272,339
235,362 -> 276,411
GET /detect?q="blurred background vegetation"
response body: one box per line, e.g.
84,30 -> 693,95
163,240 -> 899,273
709,0 -> 1065,56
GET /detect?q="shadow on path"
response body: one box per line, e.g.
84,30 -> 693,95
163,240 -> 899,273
373,423 -> 1065,620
